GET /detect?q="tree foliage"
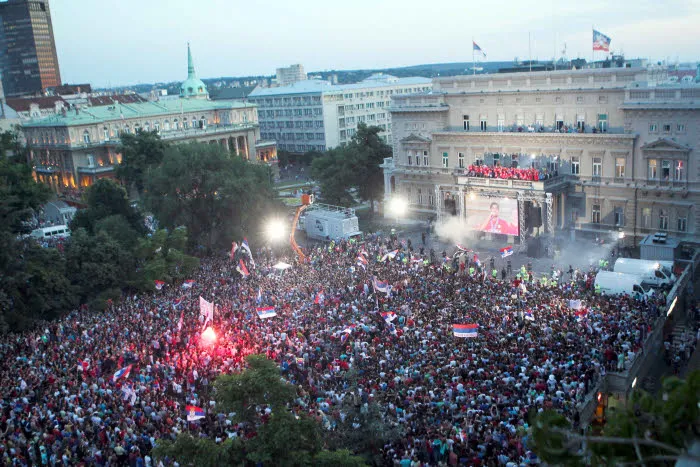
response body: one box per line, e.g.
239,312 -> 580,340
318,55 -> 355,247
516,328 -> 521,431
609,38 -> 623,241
115,130 -> 167,194
154,355 -> 367,466
137,227 -> 200,286
70,179 -> 145,237
144,143 -> 277,253
311,124 -> 389,213
532,370 -> 700,466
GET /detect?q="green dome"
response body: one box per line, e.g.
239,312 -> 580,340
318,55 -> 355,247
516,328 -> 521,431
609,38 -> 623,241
180,43 -> 208,99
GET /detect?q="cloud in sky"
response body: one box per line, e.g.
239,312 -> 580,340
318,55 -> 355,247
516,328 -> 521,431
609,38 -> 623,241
50,0 -> 700,87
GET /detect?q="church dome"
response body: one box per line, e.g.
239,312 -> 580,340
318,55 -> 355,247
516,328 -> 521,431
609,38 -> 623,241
180,43 -> 208,99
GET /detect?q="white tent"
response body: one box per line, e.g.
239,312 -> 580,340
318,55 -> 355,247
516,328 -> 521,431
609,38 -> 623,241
273,262 -> 293,270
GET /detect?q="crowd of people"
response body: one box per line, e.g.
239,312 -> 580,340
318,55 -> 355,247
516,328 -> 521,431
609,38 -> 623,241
0,233 -> 668,466
461,165 -> 557,182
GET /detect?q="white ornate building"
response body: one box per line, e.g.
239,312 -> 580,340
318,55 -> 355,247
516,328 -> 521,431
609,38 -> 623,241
383,67 -> 700,244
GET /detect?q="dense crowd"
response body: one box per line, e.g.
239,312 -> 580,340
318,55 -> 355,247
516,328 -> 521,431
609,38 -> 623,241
0,233 -> 666,466
462,166 -> 557,182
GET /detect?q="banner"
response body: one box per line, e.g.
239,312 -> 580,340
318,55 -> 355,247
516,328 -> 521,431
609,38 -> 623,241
453,324 -> 478,338
199,296 -> 214,324
256,306 -> 277,319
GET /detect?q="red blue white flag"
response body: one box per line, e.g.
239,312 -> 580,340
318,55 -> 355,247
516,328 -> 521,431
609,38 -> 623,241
154,280 -> 165,290
112,365 -> 132,383
182,280 -> 195,289
453,324 -> 479,338
237,259 -> 250,277
500,246 -> 514,258
186,405 -> 205,421
256,306 -> 277,319
593,29 -> 611,51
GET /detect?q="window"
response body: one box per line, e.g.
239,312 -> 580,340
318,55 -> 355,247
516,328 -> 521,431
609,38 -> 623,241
576,115 -> 585,131
592,204 -> 601,224
463,115 -> 470,131
642,208 -> 651,228
614,207 -> 624,226
164,120 -> 170,131
615,157 -> 625,179
535,115 -> 543,126
675,160 -> 684,181
497,118 -> 504,132
649,123 -> 657,133
576,96 -> 584,103
593,157 -> 602,177
659,210 -> 669,230
571,156 -> 580,175
458,152 -> 465,168
429,194 -> 435,206
677,124 -> 686,132
555,96 -> 562,103
662,124 -> 671,133
480,118 -> 487,131
442,152 -> 449,168
82,130 -> 90,144
677,216 -> 687,232
415,152 -> 421,166
648,160 -> 657,179
154,122 -> 160,133
417,189 -> 423,205
556,117 -> 564,130
598,114 -> 608,132
423,151 -> 429,166
598,96 -> 607,104
661,160 -> 671,180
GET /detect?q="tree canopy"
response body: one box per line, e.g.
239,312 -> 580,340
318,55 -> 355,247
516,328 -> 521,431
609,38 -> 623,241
115,130 -> 167,195
154,355 -> 367,466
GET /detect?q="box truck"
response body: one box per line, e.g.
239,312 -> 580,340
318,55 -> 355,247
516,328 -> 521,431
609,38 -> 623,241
612,258 -> 675,289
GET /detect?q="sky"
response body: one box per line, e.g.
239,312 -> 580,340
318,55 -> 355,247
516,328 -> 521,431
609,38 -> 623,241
51,0 -> 700,88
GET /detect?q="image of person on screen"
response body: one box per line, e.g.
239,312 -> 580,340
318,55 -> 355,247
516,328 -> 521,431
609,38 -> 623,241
479,202 -> 519,235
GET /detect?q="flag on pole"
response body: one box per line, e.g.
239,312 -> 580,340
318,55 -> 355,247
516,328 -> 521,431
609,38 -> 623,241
500,246 -> 514,258
181,280 -> 195,289
592,29 -> 611,51
453,324 -> 479,338
186,405 -> 205,421
314,290 -> 325,305
456,243 -> 472,252
241,238 -> 255,269
177,310 -> 184,332
229,241 -> 239,260
256,288 -> 262,304
237,259 -> 250,277
112,365 -> 132,383
380,249 -> 399,262
381,311 -> 397,324
173,296 -> 185,310
524,311 -> 535,321
154,280 -> 165,290
199,296 -> 214,325
372,276 -> 392,296
473,41 -> 486,57
473,254 -> 481,267
256,306 -> 277,319
357,254 -> 368,268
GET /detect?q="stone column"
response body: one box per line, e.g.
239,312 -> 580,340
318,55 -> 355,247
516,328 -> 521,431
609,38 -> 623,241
434,184 -> 442,222
234,136 -> 240,155
244,134 -> 250,160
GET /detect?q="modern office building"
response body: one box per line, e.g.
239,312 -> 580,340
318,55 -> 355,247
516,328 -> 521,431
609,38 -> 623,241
382,67 -> 700,244
249,73 -> 432,153
23,45 -> 276,192
0,0 -> 62,97
275,64 -> 306,86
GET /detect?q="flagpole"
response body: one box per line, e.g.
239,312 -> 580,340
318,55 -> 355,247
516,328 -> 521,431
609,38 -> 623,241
591,26 -> 594,66
528,32 -> 532,72
472,37 -> 475,76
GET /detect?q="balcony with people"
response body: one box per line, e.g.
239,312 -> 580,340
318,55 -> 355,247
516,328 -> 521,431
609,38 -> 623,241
454,152 -> 568,191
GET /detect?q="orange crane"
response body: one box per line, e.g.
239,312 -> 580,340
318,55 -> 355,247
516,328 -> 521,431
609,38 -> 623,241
290,193 -> 313,262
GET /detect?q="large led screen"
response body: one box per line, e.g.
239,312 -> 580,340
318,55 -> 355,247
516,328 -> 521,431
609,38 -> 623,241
465,197 -> 519,236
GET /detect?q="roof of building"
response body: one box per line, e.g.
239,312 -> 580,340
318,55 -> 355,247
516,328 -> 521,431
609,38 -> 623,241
249,75 -> 432,97
210,86 -> 256,100
23,98 -> 255,128
48,84 -> 93,95
88,94 -> 148,106
180,44 -> 208,99
5,97 -> 66,112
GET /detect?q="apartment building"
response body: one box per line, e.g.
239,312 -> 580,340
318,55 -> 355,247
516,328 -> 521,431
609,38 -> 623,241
383,67 -> 700,244
248,73 -> 432,153
275,64 -> 307,86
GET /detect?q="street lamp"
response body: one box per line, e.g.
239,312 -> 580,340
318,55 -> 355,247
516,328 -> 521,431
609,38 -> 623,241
388,196 -> 408,225
265,219 -> 287,243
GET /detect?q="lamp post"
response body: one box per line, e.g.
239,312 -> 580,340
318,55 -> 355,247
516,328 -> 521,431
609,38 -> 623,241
388,196 -> 408,227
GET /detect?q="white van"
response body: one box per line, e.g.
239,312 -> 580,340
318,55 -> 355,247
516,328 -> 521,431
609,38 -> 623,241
613,258 -> 675,288
30,225 -> 71,240
595,271 -> 654,298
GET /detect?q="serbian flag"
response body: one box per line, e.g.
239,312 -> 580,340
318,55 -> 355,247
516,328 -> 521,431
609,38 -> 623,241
524,311 -> 535,321
372,276 -> 392,295
78,360 -> 90,372
314,290 -> 325,305
182,280 -> 195,289
456,244 -> 471,252
357,255 -> 368,268
358,248 -> 369,258
186,405 -> 205,421
256,288 -> 262,304
593,29 -> 611,52
154,280 -> 165,290
381,311 -> 397,324
473,254 -> 481,267
112,365 -> 132,383
500,246 -> 514,258
256,306 -> 277,319
237,259 -> 250,277
229,241 -> 239,260
473,41 -> 486,57
177,310 -> 184,332
453,324 -> 478,338
380,249 -> 399,262
241,238 -> 255,269
568,299 -> 582,310
173,296 -> 185,310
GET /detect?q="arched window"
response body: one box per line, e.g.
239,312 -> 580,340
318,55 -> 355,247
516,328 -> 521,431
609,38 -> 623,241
191,117 -> 197,128
123,125 -> 130,134
163,120 -> 170,131
144,122 -> 150,132
199,116 -> 206,129
82,130 -> 90,144
103,127 -> 109,140
188,87 -> 193,94
173,118 -> 179,130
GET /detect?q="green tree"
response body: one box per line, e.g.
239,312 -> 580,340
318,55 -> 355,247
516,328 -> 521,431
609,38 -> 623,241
532,370 -> 700,466
137,227 -> 200,285
351,124 -> 391,217
310,147 -> 356,206
70,179 -> 145,238
115,130 -> 167,194
154,355 -> 366,466
145,143 -> 277,253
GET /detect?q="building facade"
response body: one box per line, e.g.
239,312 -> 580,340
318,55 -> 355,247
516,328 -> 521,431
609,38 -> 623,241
23,46 -> 276,192
275,64 -> 306,87
383,67 -> 700,244
0,0 -> 61,97
249,74 -> 432,153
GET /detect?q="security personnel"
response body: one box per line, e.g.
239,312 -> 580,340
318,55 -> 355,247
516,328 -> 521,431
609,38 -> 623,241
492,268 -> 498,279
501,268 -> 507,280
540,276 -> 548,287
595,282 -> 601,295
551,278 -> 558,288
469,266 -> 475,276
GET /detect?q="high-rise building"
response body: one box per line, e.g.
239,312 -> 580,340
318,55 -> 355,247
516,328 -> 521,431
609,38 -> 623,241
0,0 -> 62,97
275,64 -> 306,87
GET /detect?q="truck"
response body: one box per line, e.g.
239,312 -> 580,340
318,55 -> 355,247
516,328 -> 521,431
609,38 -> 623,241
594,271 -> 655,298
297,203 -> 362,242
612,258 -> 675,289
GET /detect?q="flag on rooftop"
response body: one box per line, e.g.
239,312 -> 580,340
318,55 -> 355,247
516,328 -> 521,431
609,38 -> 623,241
256,306 -> 277,319
593,29 -> 611,51
500,246 -> 514,258
453,324 -> 479,338
473,41 -> 486,57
